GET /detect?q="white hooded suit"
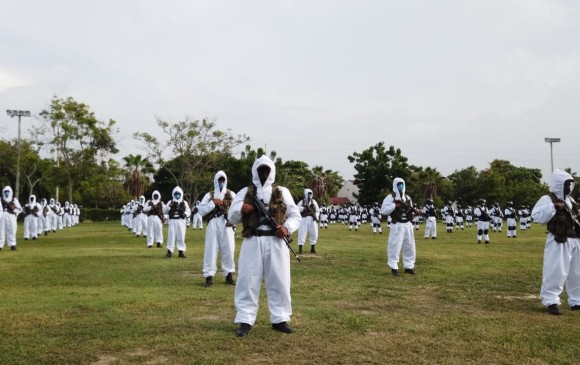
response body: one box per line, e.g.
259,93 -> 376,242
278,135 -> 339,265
0,186 -> 22,249
228,156 -> 301,325
198,171 -> 236,279
532,169 -> 580,308
380,178 -> 416,271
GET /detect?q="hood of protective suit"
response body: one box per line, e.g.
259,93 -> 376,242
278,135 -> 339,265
50,198 -> 55,206
65,201 -> 69,208
172,186 -> 184,203
139,196 -> 145,205
41,198 -> 47,206
29,195 -> 36,205
213,170 -> 228,197
195,200 -> 200,207
550,169 -> 574,200
2,186 -> 13,201
252,155 -> 275,188
392,177 -> 406,201
304,188 -> 313,203
151,190 -> 161,204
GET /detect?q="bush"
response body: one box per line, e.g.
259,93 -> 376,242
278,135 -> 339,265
81,208 -> 122,222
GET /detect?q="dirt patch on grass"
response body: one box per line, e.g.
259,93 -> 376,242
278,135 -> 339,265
91,349 -> 168,365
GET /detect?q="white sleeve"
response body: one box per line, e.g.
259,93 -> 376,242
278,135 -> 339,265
281,187 -> 301,234
380,194 -> 395,216
197,193 -> 214,217
227,187 -> 248,225
531,195 -> 556,224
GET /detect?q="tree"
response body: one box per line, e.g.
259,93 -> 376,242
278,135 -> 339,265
309,166 -> 344,204
122,154 -> 155,199
347,142 -> 411,205
407,165 -> 452,207
34,96 -> 119,203
134,117 -> 249,204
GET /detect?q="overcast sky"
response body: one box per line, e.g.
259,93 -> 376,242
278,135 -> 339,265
1,0 -> 579,183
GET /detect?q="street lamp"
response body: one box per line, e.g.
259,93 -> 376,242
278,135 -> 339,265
6,109 -> 31,200
544,137 -> 561,172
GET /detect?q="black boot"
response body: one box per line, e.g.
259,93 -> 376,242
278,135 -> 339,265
298,246 -> 303,254
310,245 -> 316,254
225,273 -> 235,286
272,322 -> 295,334
236,323 -> 252,337
178,250 -> 186,258
204,276 -> 213,287
165,250 -> 172,258
156,242 -> 162,248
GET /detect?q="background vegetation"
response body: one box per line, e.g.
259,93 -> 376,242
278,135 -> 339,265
1,221 -> 580,364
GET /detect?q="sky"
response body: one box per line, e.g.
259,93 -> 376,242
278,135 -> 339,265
1,0 -> 579,183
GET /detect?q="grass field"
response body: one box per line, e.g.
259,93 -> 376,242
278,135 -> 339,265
1,220 -> 580,365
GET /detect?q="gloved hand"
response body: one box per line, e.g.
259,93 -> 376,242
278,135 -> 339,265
242,203 -> 255,214
275,225 -> 288,238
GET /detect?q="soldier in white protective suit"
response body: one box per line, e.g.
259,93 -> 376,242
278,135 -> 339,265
296,188 -> 319,254
143,190 -> 165,248
381,178 -> 420,276
39,198 -> 50,236
532,169 -> 580,315
198,171 -> 237,287
48,198 -> 58,232
0,186 -> 22,250
132,196 -> 147,237
23,194 -> 41,240
228,155 -> 302,337
191,201 -> 203,230
163,186 -> 191,258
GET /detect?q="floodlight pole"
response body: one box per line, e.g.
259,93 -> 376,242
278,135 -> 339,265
544,137 -> 561,172
6,110 -> 31,200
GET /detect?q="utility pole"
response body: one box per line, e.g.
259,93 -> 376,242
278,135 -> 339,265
544,137 -> 561,172
6,109 -> 31,200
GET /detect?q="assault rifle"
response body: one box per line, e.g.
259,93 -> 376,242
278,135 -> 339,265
252,196 -> 301,262
562,198 -> 580,236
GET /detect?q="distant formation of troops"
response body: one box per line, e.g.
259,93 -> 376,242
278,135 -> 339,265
0,185 -> 80,251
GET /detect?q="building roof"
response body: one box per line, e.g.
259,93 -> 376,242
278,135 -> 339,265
330,197 -> 350,205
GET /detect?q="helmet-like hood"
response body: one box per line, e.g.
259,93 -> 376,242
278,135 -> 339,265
29,195 -> 36,205
252,155 -> 275,188
151,190 -> 161,204
550,169 -> 574,200
213,170 -> 228,198
172,186 -> 184,203
392,177 -> 406,201
2,186 -> 13,201
139,195 -> 145,205
304,188 -> 313,203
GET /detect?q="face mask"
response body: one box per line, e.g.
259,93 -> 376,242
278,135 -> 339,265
153,194 -> 159,200
174,193 -> 181,200
570,182 -> 575,193
3,191 -> 9,199
397,183 -> 404,193
218,182 -> 225,190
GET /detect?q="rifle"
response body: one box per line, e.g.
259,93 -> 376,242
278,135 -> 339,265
562,198 -> 580,236
252,196 -> 301,262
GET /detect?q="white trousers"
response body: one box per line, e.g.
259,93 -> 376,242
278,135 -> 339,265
203,216 -> 235,277
387,222 -> 416,270
24,215 -> 38,239
298,216 -> 318,245
234,235 -> 291,325
0,212 -> 17,247
424,217 -> 437,238
541,236 -> 580,307
146,215 -> 164,246
166,219 -> 187,253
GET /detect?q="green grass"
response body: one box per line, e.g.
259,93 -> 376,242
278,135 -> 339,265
1,221 -> 580,364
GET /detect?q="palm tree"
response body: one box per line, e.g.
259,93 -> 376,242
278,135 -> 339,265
122,154 -> 155,199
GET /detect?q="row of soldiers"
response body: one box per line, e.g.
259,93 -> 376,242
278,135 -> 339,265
1,185 -> 80,251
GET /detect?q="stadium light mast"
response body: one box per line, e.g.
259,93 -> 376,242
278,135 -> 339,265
544,137 -> 561,172
6,109 -> 31,200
